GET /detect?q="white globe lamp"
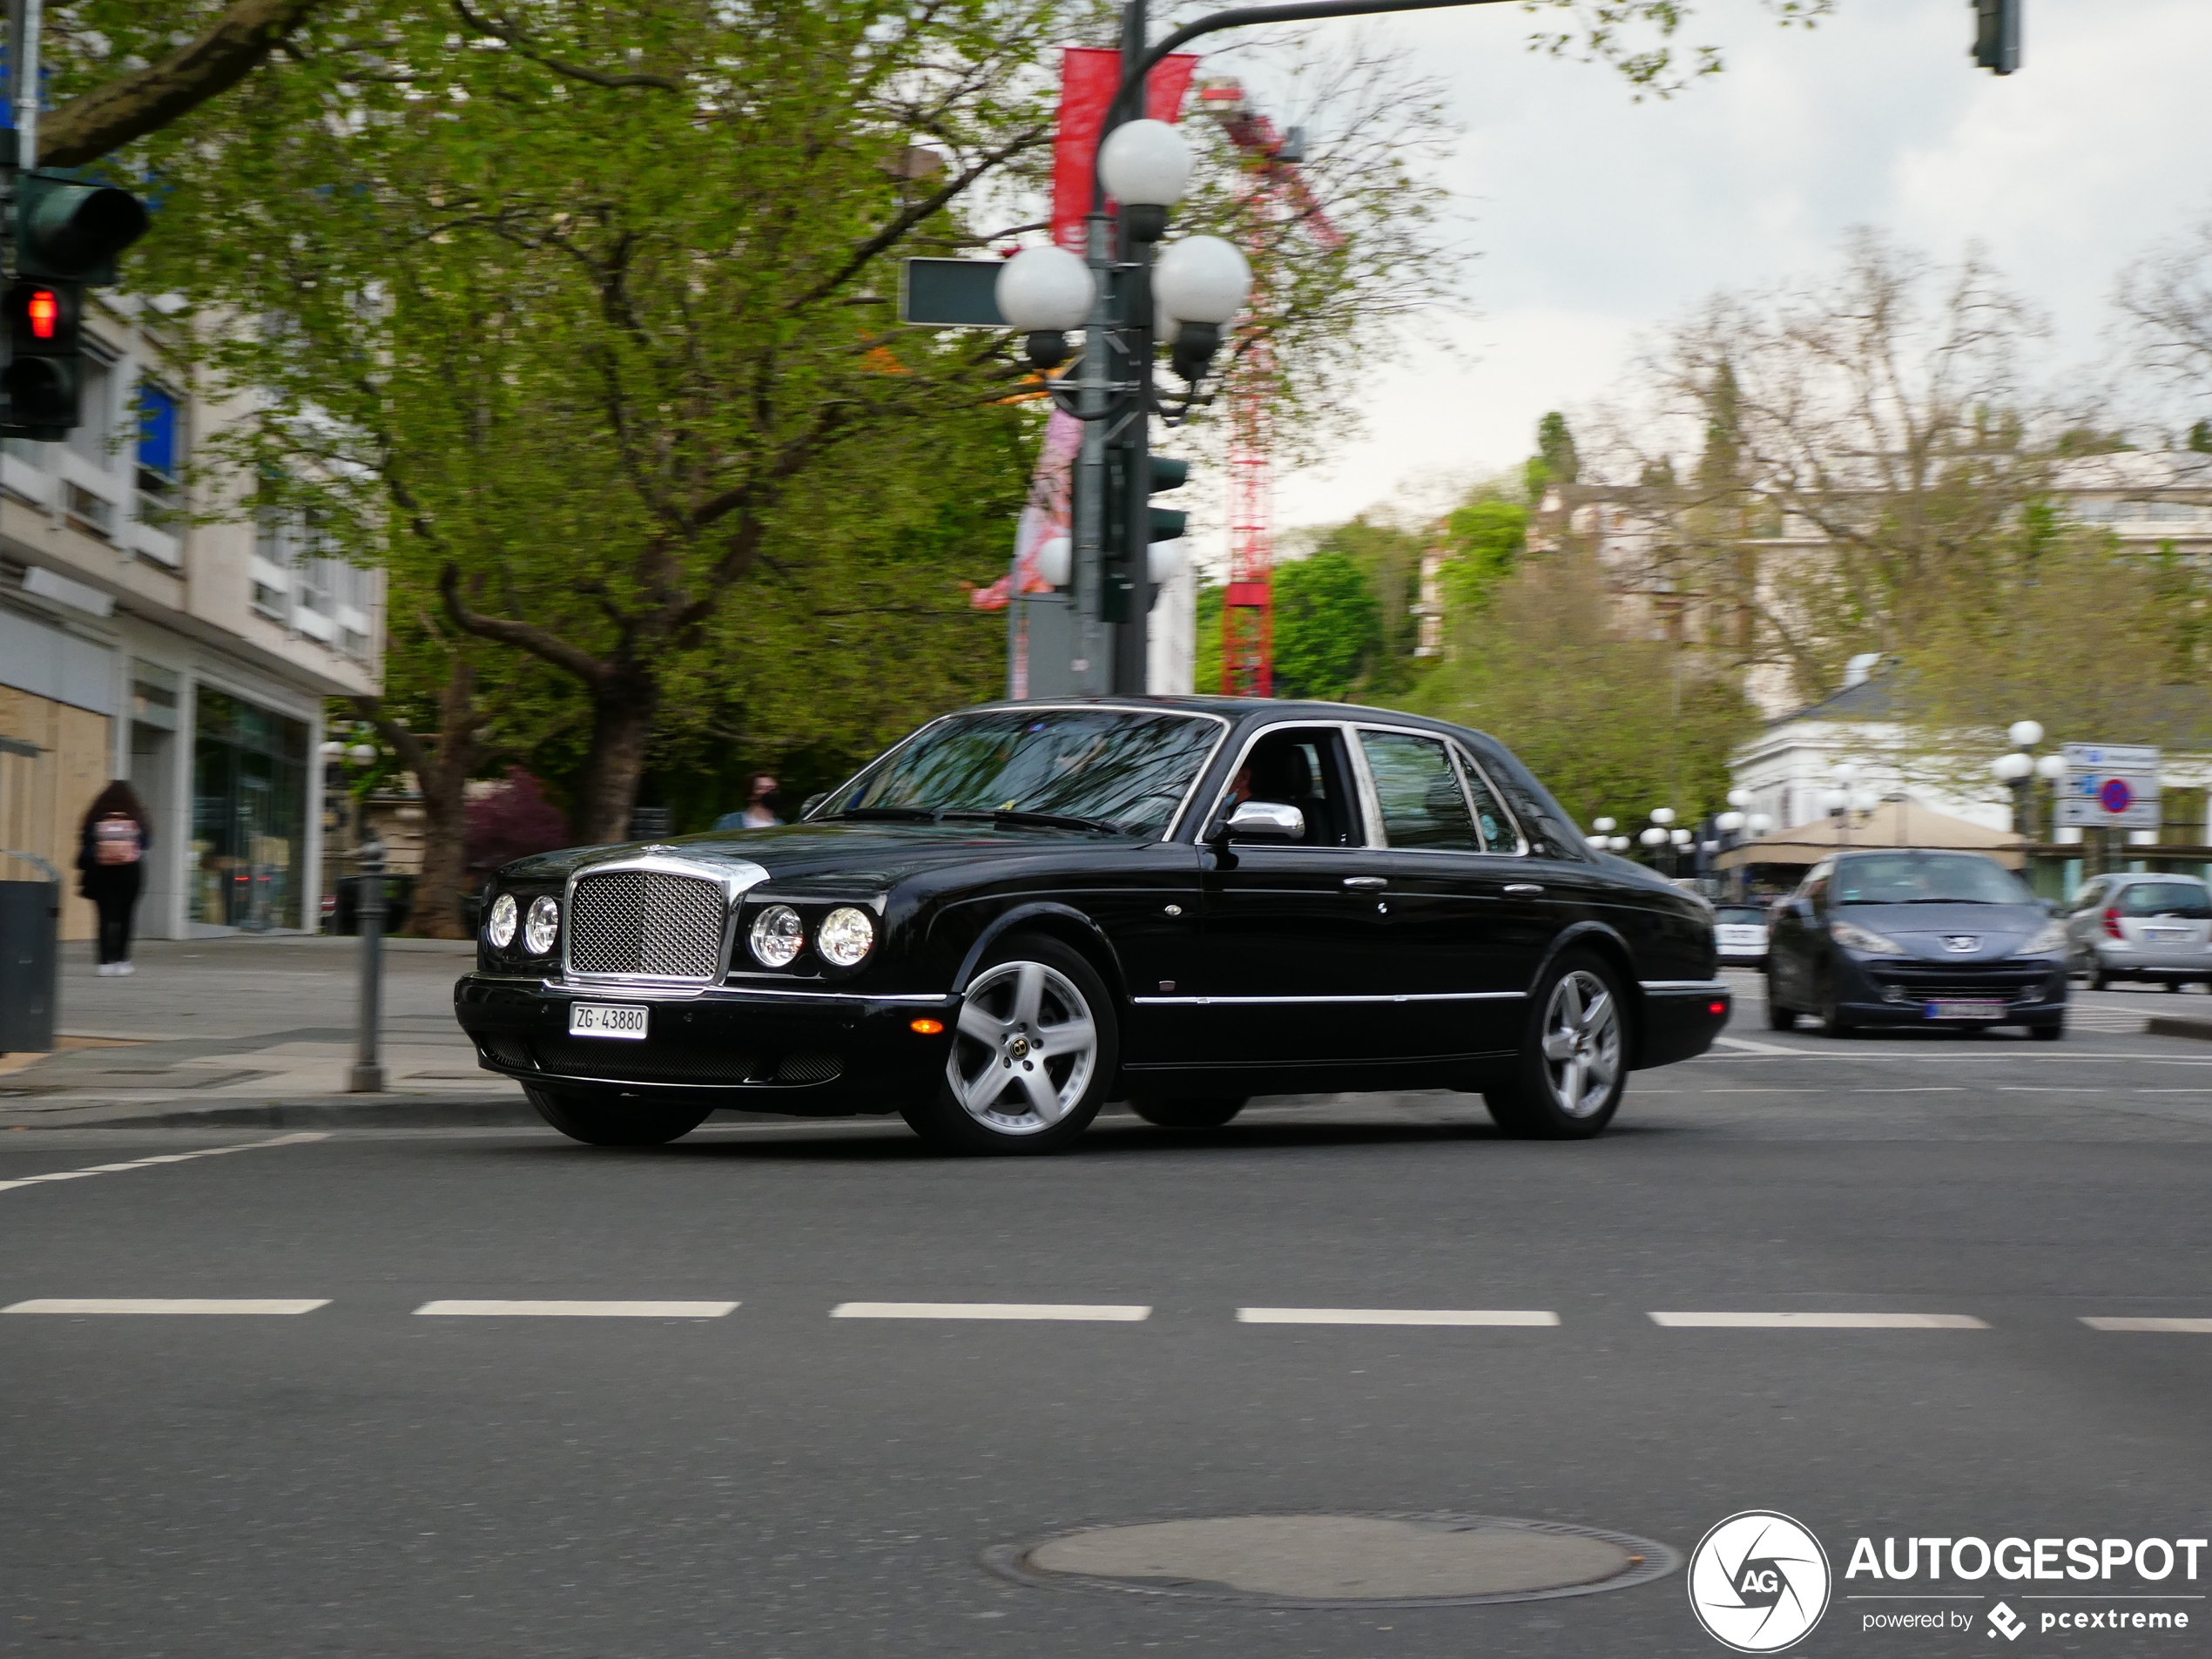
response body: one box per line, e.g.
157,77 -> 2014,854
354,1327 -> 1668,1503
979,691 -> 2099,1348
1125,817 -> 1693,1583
1609,835 -> 1630,852
1670,827 -> 1693,846
996,246 -> 1096,371
1639,826 -> 1668,847
2007,719 -> 2044,749
1726,787 -> 1753,808
1990,752 -> 2033,783
1749,813 -> 1775,834
1154,234 -> 1251,325
2034,753 -> 2067,781
1593,816 -> 1616,833
1035,536 -> 1072,589
1098,120 -> 1191,215
1650,806 -> 1676,826
347,743 -> 376,765
1716,811 -> 1745,833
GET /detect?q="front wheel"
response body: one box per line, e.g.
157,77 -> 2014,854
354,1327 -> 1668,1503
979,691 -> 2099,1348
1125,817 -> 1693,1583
1485,952 -> 1628,1140
526,1086 -> 711,1147
1129,1095 -> 1246,1130
2031,1022 -> 2065,1042
1764,974 -> 1798,1031
900,934 -> 1116,1156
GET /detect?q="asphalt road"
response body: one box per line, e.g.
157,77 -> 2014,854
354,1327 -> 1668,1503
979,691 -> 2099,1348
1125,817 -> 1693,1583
5,978 -> 2211,1657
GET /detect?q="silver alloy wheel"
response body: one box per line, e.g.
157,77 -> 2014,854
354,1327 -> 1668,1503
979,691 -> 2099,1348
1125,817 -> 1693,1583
948,959 -> 1100,1136
1538,968 -> 1621,1118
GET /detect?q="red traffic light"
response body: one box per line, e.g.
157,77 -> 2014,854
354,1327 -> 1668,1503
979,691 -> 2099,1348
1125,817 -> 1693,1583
26,288 -> 57,341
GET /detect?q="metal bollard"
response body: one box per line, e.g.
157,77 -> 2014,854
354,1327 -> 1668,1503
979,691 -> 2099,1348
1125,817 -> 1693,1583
349,837 -> 387,1092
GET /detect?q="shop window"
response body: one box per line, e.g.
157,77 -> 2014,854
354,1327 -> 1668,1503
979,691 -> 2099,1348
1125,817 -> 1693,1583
192,688 -> 309,930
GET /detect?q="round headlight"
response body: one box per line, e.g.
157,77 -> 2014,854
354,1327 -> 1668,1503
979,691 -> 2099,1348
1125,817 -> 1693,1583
749,904 -> 805,968
485,892 -> 517,948
523,894 -> 560,954
817,906 -> 875,968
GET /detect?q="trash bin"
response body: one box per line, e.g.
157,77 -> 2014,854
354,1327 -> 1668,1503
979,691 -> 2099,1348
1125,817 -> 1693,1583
0,850 -> 60,1055
331,873 -> 416,936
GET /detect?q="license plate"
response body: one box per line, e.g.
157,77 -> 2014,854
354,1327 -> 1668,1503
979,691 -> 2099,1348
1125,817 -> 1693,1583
2141,927 -> 2191,942
569,1003 -> 648,1040
1926,999 -> 2006,1022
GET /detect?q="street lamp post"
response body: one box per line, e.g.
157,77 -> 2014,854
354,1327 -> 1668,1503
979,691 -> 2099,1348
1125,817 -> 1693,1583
349,833 -> 387,1094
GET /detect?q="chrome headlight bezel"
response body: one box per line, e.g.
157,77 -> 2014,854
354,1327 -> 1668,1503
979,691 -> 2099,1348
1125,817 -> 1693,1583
1830,917 -> 1906,956
749,903 -> 806,968
2022,918 -> 2068,954
485,892 -> 518,949
523,894 -> 560,954
816,906 -> 876,968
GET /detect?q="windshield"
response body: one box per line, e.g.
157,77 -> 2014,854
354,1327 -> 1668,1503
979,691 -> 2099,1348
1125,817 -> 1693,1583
2118,881 -> 2212,919
1715,907 -> 1767,925
1834,853 -> 2031,907
826,710 -> 1222,838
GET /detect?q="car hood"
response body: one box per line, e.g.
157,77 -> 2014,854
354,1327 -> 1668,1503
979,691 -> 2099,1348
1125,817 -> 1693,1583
1839,901 -> 2049,960
497,819 -> 1145,892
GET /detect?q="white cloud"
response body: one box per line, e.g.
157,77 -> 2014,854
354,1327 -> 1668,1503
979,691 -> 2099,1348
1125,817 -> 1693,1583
1265,0 -> 2212,530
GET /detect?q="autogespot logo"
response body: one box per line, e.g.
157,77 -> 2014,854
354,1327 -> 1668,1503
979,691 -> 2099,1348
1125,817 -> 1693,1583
1688,1511 -> 1833,1653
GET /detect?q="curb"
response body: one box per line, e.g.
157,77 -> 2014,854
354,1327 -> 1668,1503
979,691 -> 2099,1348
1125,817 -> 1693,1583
0,1096 -> 545,1130
2145,1016 -> 2212,1043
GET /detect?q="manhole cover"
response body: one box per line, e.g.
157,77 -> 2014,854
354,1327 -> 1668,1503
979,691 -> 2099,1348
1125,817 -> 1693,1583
982,1512 -> 1680,1608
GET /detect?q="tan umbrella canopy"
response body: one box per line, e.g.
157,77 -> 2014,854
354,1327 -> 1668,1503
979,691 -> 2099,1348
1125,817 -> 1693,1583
1716,797 -> 2027,871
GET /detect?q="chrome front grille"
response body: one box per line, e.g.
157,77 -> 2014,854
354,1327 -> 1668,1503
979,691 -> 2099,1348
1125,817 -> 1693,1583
567,870 -> 725,980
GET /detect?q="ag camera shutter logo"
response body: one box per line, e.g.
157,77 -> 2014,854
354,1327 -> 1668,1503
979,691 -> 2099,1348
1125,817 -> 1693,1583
1688,1511 -> 1831,1652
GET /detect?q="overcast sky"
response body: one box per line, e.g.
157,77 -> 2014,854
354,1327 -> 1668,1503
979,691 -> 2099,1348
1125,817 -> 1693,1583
1257,0 -> 2212,535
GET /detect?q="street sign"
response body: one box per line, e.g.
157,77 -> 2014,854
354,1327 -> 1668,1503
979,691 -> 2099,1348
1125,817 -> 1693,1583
899,259 -> 1007,327
2055,742 -> 2161,830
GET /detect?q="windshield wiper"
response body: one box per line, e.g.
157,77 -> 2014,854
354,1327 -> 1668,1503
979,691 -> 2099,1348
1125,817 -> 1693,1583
939,808 -> 1123,834
830,806 -> 941,822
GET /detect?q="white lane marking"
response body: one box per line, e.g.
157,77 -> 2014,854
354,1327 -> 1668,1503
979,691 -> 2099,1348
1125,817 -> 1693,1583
1237,1307 -> 1558,1326
2080,1317 -> 2212,1333
830,1302 -> 1150,1322
414,1299 -> 737,1318
1711,1035 -> 1814,1056
1649,1311 -> 1987,1329
0,1132 -> 327,1193
4,1298 -> 328,1315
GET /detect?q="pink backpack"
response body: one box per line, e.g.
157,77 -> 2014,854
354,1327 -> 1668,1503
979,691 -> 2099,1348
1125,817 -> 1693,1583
93,814 -> 142,867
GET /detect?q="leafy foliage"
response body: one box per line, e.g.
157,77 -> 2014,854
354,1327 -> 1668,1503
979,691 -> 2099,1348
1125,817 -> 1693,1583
1271,550 -> 1381,701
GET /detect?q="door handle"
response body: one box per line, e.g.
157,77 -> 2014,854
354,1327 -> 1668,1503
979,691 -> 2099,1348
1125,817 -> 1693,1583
1503,883 -> 1545,895
1342,876 -> 1386,889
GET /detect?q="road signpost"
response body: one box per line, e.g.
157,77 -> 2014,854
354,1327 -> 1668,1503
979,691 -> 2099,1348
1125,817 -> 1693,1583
2055,744 -> 2161,832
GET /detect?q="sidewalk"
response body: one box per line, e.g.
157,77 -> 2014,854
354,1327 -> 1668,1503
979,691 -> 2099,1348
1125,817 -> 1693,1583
0,935 -> 537,1130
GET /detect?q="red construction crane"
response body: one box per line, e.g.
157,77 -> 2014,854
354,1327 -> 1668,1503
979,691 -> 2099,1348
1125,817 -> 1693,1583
1196,78 -> 1340,698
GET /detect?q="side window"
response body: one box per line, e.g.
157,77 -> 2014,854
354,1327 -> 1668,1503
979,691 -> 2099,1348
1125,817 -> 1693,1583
1359,730 -> 1480,851
2072,879 -> 2105,914
1220,726 -> 1361,846
1802,863 -> 1831,910
1453,748 -> 1520,853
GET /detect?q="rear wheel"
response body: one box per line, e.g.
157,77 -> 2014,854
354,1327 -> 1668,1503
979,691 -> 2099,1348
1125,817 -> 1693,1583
901,934 -> 1116,1156
1129,1095 -> 1246,1130
1485,952 -> 1628,1141
526,1086 -> 711,1147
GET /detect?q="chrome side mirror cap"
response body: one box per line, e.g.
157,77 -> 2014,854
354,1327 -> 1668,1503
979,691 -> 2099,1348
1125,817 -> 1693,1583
1224,799 -> 1305,842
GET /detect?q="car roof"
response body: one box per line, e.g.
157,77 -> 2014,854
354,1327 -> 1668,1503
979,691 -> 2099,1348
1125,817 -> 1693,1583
968,694 -> 1490,745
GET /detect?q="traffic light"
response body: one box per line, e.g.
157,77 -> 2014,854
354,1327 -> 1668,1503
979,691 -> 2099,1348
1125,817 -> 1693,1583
1145,456 -> 1189,543
1103,452 -> 1190,623
0,173 -> 148,437
1973,0 -> 2020,74
3,279 -> 82,440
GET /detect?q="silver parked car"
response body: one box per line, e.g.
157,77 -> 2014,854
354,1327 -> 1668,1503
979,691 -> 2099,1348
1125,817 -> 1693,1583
2062,873 -> 2212,990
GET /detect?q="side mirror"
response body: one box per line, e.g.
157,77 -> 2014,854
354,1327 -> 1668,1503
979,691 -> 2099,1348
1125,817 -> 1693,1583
801,792 -> 829,819
1222,799 -> 1305,842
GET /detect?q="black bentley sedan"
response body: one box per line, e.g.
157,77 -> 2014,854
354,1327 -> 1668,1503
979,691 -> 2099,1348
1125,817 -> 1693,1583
454,698 -> 1730,1153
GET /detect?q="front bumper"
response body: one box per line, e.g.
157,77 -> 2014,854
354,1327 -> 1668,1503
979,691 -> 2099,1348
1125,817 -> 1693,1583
454,974 -> 956,1112
1833,954 -> 2069,1027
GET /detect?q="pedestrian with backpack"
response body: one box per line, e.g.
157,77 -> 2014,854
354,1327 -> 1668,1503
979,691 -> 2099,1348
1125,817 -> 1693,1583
78,780 -> 151,977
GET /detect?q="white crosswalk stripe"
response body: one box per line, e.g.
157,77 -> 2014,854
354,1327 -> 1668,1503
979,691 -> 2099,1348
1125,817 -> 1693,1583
5,1298 -> 329,1315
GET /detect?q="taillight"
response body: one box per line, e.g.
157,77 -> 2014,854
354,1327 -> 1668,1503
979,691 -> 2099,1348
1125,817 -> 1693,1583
2102,906 -> 2124,940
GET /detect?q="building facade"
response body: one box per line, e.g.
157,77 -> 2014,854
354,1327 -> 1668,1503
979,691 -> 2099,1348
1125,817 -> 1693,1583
0,293 -> 383,941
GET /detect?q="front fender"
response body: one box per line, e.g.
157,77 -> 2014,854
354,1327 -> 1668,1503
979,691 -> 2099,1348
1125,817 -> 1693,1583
946,900 -> 1129,1003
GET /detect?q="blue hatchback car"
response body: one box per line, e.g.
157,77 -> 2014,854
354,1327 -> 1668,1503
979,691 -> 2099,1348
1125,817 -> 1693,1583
1764,849 -> 2068,1039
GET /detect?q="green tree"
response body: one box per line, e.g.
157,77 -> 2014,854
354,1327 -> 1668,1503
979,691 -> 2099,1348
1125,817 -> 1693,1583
1271,551 -> 1382,701
1408,546 -> 1756,836
1523,409 -> 1581,502
1438,498 -> 1528,622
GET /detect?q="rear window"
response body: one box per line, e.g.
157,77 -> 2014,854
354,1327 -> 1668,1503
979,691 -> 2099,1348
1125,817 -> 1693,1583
1714,907 -> 1766,924
2117,881 -> 2212,919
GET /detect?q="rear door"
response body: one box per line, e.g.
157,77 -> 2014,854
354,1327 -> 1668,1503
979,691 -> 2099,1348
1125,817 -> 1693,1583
1350,725 -> 1549,1056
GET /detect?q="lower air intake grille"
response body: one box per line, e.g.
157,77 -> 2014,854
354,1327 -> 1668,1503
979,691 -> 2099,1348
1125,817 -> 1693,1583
532,1039 -> 758,1084
776,1052 -> 844,1084
479,1035 -> 535,1069
568,870 -> 725,980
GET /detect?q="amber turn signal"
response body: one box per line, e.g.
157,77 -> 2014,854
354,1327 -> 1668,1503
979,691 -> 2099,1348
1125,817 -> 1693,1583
909,1018 -> 945,1035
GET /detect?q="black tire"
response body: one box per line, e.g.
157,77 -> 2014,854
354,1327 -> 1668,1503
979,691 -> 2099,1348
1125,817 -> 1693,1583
901,933 -> 1117,1156
1129,1095 -> 1247,1130
1820,979 -> 1856,1037
2031,1022 -> 2064,1042
2090,965 -> 2113,992
1764,976 -> 1798,1032
1484,949 -> 1629,1141
526,1086 -> 711,1147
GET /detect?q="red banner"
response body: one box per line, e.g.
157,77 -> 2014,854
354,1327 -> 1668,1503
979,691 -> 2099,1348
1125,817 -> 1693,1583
1050,47 -> 1201,253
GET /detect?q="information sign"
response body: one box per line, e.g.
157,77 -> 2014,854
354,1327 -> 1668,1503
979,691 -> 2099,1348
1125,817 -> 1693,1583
2055,742 -> 2161,830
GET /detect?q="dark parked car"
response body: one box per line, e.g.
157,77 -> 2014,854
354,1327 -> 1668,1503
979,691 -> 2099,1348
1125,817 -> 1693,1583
453,698 -> 1730,1153
1764,848 -> 2068,1038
